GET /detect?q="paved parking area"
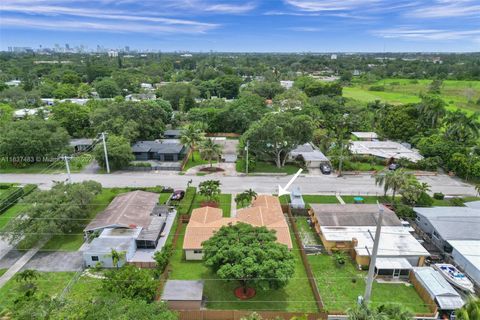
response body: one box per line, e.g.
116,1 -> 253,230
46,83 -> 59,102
21,251 -> 83,272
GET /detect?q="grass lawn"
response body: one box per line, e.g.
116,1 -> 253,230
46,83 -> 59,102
341,195 -> 383,204
346,162 -> 385,172
0,271 -> 76,309
169,223 -> 318,312
182,151 -> 216,172
0,269 -> 6,277
190,193 -> 232,217
0,203 -> 28,231
42,188 -> 131,251
344,78 -> 480,113
295,217 -> 321,246
158,193 -> 172,205
308,254 -> 431,314
66,272 -> 104,303
302,195 -> 339,206
432,196 -> 480,207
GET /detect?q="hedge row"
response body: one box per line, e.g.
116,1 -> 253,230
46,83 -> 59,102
177,187 -> 196,215
0,184 -> 38,214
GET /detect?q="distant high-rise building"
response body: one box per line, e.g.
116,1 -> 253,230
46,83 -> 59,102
65,43 -> 70,50
125,46 -> 130,52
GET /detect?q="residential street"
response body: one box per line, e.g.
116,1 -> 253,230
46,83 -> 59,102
0,172 -> 476,196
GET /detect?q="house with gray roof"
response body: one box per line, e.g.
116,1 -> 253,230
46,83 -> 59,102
163,129 -> 182,139
289,142 -> 329,170
413,206 -> 480,252
161,280 -> 204,310
131,140 -> 187,162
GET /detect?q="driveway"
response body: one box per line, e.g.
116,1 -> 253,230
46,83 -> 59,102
21,251 -> 83,272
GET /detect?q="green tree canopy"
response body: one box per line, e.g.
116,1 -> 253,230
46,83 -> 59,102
94,78 -> 121,98
93,135 -> 134,171
51,102 -> 92,138
102,265 -> 157,302
2,181 -> 101,248
202,223 -> 295,293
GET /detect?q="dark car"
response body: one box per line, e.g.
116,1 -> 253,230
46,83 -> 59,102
171,190 -> 185,201
320,163 -> 332,174
388,163 -> 400,171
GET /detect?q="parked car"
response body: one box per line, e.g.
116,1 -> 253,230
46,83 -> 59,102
388,163 -> 400,170
320,163 -> 332,174
171,190 -> 185,201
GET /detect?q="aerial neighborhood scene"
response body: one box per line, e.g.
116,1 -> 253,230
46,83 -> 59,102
1,1 -> 480,320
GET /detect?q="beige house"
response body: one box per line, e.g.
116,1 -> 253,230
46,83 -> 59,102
183,195 -> 292,260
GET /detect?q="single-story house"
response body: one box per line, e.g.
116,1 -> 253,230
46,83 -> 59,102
280,80 -> 294,89
349,140 -> 423,163
163,129 -> 182,139
161,280 -> 204,310
309,204 -> 429,268
125,93 -> 156,101
183,195 -> 292,260
290,142 -> 329,169
131,140 -> 187,162
5,80 -> 21,87
14,107 -> 49,119
411,267 -> 464,312
351,132 -> 378,141
413,206 -> 480,252
69,138 -> 94,153
83,191 -> 172,268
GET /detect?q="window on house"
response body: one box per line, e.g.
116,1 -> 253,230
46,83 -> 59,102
92,256 -> 99,261
193,250 -> 202,254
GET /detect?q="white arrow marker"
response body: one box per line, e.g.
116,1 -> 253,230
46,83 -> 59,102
278,168 -> 303,196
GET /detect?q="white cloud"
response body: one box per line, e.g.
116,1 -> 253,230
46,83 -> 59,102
409,0 -> 480,18
286,26 -> 324,32
373,26 -> 480,41
284,0 -> 380,12
204,3 -> 257,14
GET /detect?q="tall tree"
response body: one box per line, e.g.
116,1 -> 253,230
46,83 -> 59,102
202,223 -> 295,294
93,135 -> 134,171
444,110 -> 480,144
374,169 -> 411,201
417,95 -> 446,128
199,138 -> 222,168
198,180 -> 221,202
456,297 -> 480,320
180,122 -> 205,161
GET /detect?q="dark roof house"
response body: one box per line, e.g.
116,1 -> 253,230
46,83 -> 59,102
131,140 -> 187,162
163,129 -> 182,139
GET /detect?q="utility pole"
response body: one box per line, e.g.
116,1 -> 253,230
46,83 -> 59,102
364,203 -> 384,303
245,140 -> 250,175
338,141 -> 344,177
62,155 -> 73,184
101,132 -> 110,174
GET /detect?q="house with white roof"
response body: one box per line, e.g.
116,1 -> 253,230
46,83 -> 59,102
350,140 -> 423,163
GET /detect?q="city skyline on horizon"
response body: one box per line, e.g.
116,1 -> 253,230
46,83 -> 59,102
1,0 -> 480,52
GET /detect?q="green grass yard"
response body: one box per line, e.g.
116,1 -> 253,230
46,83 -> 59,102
341,195 -> 383,204
190,193 -> 232,217
308,254 -> 431,313
295,217 -> 321,246
158,193 -> 172,204
182,151 -> 216,172
0,269 -> 6,277
237,160 -> 303,175
344,78 -> 480,113
302,195 -> 340,206
42,188 -> 131,251
0,203 -> 28,231
432,196 -> 480,207
0,271 -> 76,309
168,223 -> 317,312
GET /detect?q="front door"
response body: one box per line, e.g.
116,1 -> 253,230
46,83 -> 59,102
393,269 -> 401,278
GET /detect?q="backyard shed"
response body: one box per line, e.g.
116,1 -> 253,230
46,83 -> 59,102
290,186 -> 305,209
161,280 -> 204,310
411,267 -> 464,311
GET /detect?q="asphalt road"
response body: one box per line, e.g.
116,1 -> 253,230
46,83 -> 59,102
0,172 -> 476,196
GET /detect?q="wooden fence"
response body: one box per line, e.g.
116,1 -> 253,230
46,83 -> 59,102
177,310 -> 327,320
284,205 -> 325,312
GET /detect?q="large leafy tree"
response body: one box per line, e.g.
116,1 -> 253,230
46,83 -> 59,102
376,104 -> 422,142
51,102 -> 92,137
199,138 -> 222,168
214,75 -> 242,99
241,112 -> 314,167
102,265 -> 157,302
158,82 -> 199,111
2,181 -> 102,248
91,100 -> 172,141
0,103 -> 14,124
417,95 -> 446,129
94,78 -> 121,98
202,223 -> 295,294
0,119 -> 69,162
93,135 -> 134,171
444,110 -> 480,144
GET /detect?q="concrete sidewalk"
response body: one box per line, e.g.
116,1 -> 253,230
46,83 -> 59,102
0,245 -> 42,288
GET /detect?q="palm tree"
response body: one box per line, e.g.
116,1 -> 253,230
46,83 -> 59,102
109,248 -> 125,269
377,303 -> 414,320
417,95 -> 446,128
456,297 -> 480,320
444,110 -> 480,143
245,189 -> 258,202
374,169 -> 411,201
347,303 -> 386,320
180,123 -> 205,162
199,138 -> 222,168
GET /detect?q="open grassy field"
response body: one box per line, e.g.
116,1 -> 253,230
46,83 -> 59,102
308,254 -> 431,314
168,223 -> 318,312
344,78 -> 480,113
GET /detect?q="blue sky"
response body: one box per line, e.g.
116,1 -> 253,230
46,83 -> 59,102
1,0 -> 479,52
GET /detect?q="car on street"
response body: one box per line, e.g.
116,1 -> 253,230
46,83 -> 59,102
320,163 -> 332,175
388,163 -> 400,171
